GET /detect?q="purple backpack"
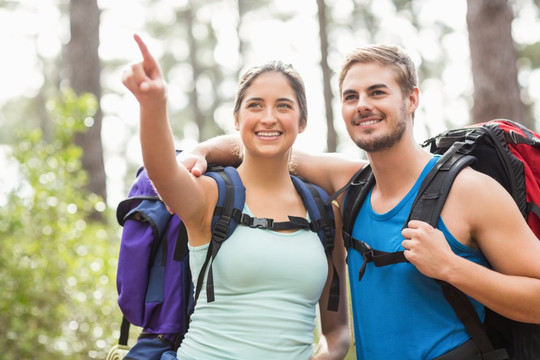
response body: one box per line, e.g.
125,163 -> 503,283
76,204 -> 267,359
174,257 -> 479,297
115,166 -> 193,359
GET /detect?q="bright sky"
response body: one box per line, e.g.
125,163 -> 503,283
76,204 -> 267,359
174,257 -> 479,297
2,0 -> 540,206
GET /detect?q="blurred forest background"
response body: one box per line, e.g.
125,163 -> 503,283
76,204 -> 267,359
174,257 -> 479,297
2,0 -> 540,358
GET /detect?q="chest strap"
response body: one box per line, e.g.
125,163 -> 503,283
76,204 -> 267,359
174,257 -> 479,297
344,234 -> 408,280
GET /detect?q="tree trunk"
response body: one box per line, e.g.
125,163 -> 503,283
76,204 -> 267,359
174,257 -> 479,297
466,0 -> 531,128
183,1 -> 206,142
67,0 -> 107,202
316,0 -> 337,152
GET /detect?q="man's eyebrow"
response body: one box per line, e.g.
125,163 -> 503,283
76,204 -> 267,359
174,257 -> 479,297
342,84 -> 389,97
367,83 -> 389,91
342,89 -> 357,97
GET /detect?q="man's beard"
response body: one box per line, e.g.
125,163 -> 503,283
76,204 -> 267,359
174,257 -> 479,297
353,103 -> 408,153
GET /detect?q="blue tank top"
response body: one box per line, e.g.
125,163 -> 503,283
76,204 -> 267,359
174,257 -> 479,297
348,156 -> 490,360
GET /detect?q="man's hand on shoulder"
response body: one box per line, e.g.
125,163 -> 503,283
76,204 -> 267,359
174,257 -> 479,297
177,151 -> 208,177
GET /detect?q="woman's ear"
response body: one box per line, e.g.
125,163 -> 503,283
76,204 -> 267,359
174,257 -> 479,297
234,116 -> 239,131
298,122 -> 306,134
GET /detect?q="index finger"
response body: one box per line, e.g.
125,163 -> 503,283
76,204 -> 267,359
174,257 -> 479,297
133,34 -> 157,65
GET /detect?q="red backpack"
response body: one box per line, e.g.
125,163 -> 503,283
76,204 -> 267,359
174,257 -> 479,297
423,119 -> 540,238
342,119 -> 540,360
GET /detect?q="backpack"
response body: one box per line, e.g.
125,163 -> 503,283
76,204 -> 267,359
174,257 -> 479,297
114,165 -> 193,360
341,119 -> 540,360
112,163 -> 339,359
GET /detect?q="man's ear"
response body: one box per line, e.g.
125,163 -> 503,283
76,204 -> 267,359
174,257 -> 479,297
407,87 -> 420,114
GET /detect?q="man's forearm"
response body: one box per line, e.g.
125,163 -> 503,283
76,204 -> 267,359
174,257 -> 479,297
197,134 -> 242,166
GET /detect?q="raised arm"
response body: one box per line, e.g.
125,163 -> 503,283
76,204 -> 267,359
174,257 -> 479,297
122,34 -> 215,231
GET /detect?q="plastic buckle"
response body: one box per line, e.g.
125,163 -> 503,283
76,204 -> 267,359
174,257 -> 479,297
358,240 -> 372,254
250,217 -> 273,229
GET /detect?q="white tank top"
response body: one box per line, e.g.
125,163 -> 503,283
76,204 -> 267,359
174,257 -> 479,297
177,206 -> 328,360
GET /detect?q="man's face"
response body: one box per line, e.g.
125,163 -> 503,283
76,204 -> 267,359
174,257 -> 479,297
340,62 -> 414,153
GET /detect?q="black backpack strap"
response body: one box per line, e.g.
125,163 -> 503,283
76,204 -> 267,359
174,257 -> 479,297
528,202 -> 540,220
341,165 -> 408,277
173,221 -> 189,262
405,143 -> 477,228
437,281 -> 509,360
342,164 -> 374,249
195,167 -> 245,303
119,315 -> 130,346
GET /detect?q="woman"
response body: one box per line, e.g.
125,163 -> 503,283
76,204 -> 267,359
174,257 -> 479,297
122,34 -> 350,360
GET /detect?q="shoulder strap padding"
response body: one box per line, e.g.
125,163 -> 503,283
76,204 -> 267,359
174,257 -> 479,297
290,175 -> 335,249
406,144 -> 477,228
204,166 -> 246,242
342,164 -> 374,247
196,166 -> 245,303
291,175 -> 339,312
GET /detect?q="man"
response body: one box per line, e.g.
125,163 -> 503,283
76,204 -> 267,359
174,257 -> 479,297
181,45 -> 540,359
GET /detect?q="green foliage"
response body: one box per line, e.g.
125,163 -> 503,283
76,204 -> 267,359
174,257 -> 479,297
0,89 -> 123,359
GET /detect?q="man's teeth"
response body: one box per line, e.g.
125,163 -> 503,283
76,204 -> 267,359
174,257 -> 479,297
257,131 -> 280,137
360,120 -> 379,126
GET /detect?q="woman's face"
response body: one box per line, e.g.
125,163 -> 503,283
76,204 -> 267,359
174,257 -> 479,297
235,71 -> 304,159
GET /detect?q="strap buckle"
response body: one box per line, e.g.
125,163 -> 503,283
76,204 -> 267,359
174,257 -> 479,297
249,217 -> 274,229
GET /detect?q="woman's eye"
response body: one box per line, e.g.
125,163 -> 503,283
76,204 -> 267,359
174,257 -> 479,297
277,103 -> 292,109
247,102 -> 261,108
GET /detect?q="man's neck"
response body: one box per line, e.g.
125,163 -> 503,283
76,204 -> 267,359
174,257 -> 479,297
367,140 -> 432,209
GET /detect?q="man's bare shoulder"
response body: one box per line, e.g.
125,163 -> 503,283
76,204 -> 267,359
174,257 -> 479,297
450,167 -> 505,200
442,166 -> 526,247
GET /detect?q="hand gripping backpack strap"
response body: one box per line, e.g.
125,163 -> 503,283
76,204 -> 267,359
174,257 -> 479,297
407,145 -> 509,360
195,166 -> 245,303
290,175 -> 340,312
343,148 -> 476,283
